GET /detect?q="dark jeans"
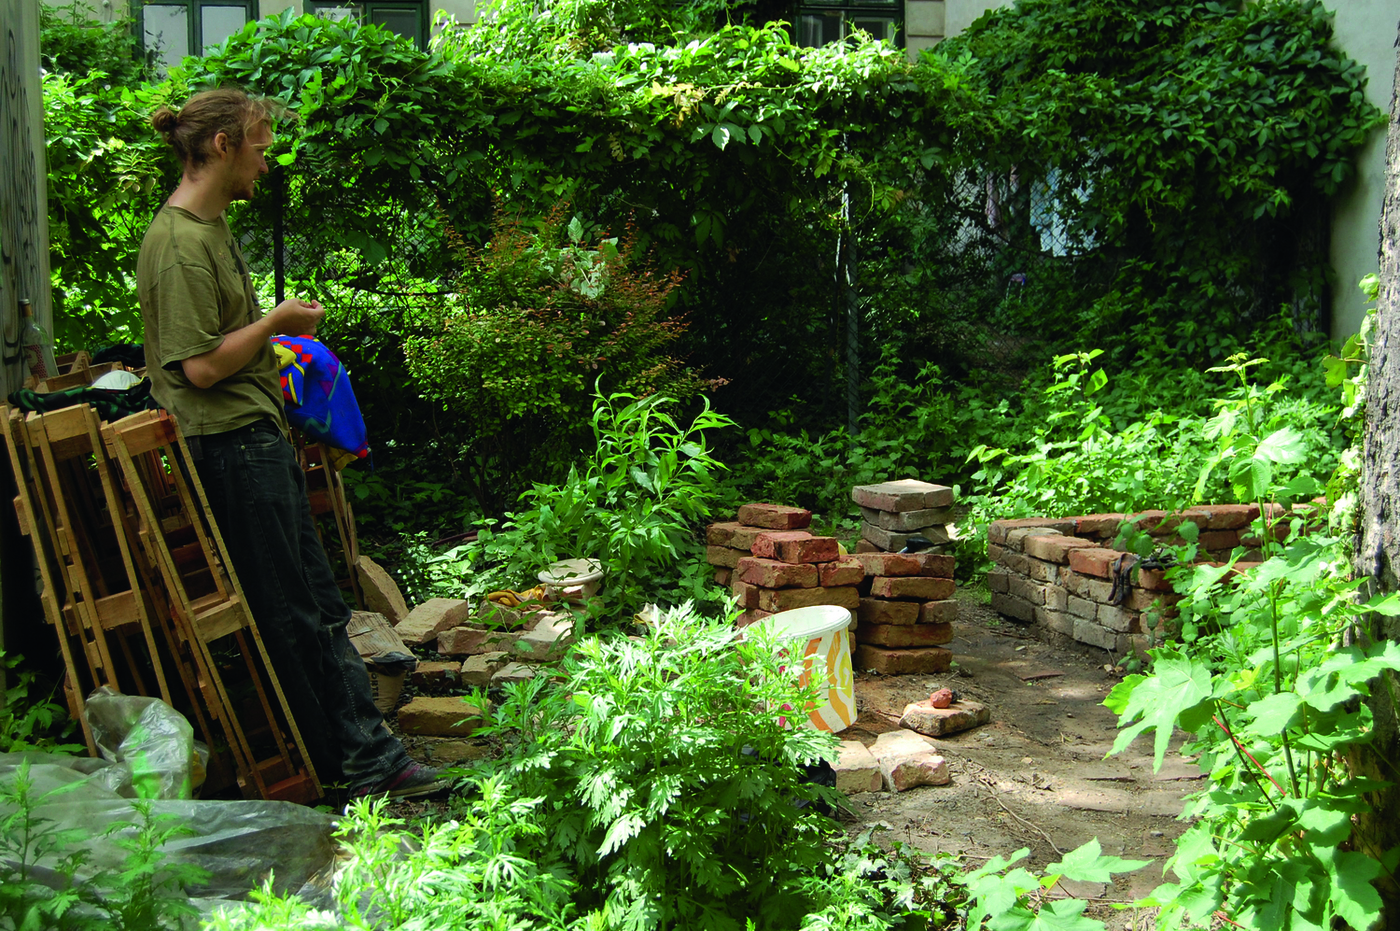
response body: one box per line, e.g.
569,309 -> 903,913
192,419 -> 409,792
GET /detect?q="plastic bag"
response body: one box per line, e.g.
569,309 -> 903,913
84,686 -> 204,800
0,752 -> 336,919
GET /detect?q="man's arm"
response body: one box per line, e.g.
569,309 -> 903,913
181,298 -> 325,389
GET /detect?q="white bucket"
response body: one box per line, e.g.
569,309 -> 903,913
538,558 -> 604,602
753,605 -> 856,733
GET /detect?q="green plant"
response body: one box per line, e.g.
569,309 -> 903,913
466,604 -> 846,929
204,781 -> 577,929
1103,350 -> 1400,930
958,840 -> 1150,931
0,765 -> 209,930
467,386 -> 734,622
798,825 -> 963,930
0,653 -> 81,754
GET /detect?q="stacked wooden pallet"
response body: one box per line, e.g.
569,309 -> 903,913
4,403 -> 322,802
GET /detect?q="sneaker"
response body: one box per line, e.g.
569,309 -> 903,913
352,763 -> 452,801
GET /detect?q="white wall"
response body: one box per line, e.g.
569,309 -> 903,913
943,0 -> 1002,36
1327,0 -> 1397,341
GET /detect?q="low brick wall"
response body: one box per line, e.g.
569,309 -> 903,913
986,505 -> 1278,654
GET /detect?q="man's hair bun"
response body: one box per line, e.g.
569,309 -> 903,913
150,107 -> 179,134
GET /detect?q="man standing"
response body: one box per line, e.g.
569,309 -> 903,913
138,86 -> 445,800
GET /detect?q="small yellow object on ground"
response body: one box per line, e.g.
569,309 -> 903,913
487,586 -> 546,608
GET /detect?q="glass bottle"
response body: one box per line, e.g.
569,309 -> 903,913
19,300 -> 58,383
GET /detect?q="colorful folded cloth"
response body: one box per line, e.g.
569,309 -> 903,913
271,336 -> 369,468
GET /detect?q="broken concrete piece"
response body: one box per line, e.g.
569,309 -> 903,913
437,626 -> 505,656
397,598 -> 472,646
410,660 -> 460,687
869,728 -> 936,760
510,612 -> 576,662
491,662 -> 537,685
395,696 -> 488,737
879,752 -> 951,791
356,556 -> 410,624
834,740 -> 882,794
900,699 -> 991,737
459,651 -> 509,687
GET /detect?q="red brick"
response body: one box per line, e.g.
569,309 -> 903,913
819,556 -> 865,587
858,597 -> 921,625
913,553 -> 956,578
988,518 -> 1076,546
851,552 -> 924,576
1128,589 -> 1181,611
851,479 -> 953,512
1198,504 -> 1259,530
735,609 -> 773,629
713,568 -> 732,586
855,540 -> 881,554
396,696 -> 488,737
919,599 -> 958,625
410,660 -> 460,687
776,536 -> 839,564
758,585 -> 861,613
705,545 -> 746,568
752,530 -> 813,559
1198,530 -> 1241,551
1135,569 -> 1175,592
737,502 -> 812,530
990,591 -> 1035,623
731,578 -> 761,609
706,521 -> 742,546
738,556 -> 818,589
1125,510 -> 1168,534
1067,547 -> 1131,580
858,622 -> 953,647
1074,513 -> 1126,538
869,577 -> 955,601
854,645 -> 953,675
1023,534 -> 1099,564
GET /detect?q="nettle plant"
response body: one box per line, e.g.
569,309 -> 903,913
1104,353 -> 1400,930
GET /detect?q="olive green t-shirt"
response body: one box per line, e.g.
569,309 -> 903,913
137,205 -> 287,436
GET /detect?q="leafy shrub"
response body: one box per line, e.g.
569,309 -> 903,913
468,605 -> 844,929
462,386 -> 733,622
0,653 -> 80,754
406,207 -> 719,512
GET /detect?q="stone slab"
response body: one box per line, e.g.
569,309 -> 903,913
900,699 -> 990,737
395,597 -> 472,646
834,740 -> 883,794
396,696 -> 489,737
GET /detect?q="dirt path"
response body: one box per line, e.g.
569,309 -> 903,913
842,588 -> 1197,923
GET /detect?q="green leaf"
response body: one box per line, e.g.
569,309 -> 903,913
1255,427 -> 1308,466
712,125 -> 730,149
1048,839 -> 1151,883
1325,850 -> 1383,930
1105,649 -> 1214,770
1246,691 -> 1302,735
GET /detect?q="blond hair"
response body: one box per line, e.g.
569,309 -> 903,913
150,87 -> 285,167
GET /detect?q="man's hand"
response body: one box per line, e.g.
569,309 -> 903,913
181,296 -> 326,389
270,298 -> 324,336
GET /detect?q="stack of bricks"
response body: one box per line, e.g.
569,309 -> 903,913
853,479 -> 957,553
851,551 -> 957,674
707,503 -> 864,638
983,506 -> 1292,656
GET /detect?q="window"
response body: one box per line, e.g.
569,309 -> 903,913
797,0 -> 900,47
307,1 -> 429,49
136,0 -> 255,69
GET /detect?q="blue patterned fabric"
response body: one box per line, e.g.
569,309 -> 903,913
271,336 -> 369,463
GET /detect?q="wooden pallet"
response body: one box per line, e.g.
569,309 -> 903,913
3,406 -> 97,753
297,439 -> 363,607
101,410 -> 321,803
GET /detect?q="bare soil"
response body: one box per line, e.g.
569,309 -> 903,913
390,587 -> 1196,927
843,587 -> 1195,926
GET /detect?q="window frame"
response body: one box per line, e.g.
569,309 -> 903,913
305,0 -> 431,49
795,1 -> 904,49
133,0 -> 257,67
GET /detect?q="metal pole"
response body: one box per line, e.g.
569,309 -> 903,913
842,178 -> 860,438
273,169 -> 286,305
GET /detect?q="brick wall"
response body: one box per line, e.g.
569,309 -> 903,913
985,505 -> 1304,654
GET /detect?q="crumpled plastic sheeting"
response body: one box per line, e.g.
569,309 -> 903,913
0,752 -> 337,916
84,686 -> 206,800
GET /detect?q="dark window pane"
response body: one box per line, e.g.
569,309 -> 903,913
369,7 -> 421,43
